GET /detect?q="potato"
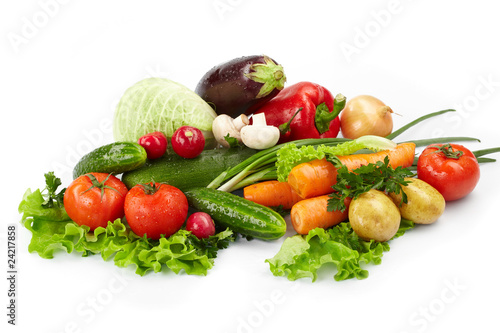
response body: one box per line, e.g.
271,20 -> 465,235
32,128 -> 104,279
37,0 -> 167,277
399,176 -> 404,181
349,189 -> 401,242
389,178 -> 445,224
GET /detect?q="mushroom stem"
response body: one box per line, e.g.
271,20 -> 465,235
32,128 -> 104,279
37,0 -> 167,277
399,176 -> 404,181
251,113 -> 268,126
233,114 -> 249,131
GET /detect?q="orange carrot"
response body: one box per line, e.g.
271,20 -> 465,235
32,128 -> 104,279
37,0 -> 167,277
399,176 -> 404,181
338,142 -> 416,170
291,195 -> 351,235
287,158 -> 338,200
243,180 -> 303,209
288,142 -> 416,199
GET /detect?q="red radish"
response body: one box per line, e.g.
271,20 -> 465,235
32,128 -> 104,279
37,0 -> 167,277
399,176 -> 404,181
171,126 -> 205,158
186,212 -> 216,238
138,132 -> 168,159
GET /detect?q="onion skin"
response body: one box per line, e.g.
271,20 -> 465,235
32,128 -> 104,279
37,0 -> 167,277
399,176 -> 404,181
340,95 -> 393,139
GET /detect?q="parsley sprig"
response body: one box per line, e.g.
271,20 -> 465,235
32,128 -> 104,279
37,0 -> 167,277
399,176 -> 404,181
224,134 -> 242,148
41,172 -> 66,208
327,156 -> 414,212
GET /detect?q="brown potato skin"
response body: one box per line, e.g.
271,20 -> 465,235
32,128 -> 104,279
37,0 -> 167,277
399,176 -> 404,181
349,189 -> 401,242
389,178 -> 445,224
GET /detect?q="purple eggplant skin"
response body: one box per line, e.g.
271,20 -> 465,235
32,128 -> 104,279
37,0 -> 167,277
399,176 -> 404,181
195,55 -> 286,118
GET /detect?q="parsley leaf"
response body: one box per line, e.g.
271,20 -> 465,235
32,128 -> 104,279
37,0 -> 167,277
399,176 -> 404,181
224,134 -> 242,148
327,156 -> 414,212
41,172 -> 66,208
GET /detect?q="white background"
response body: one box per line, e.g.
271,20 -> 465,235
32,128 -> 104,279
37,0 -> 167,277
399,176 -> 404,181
2,1 -> 500,332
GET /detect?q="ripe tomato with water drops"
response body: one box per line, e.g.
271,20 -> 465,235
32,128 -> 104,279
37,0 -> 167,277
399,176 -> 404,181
124,182 -> 188,239
417,143 -> 480,201
63,173 -> 128,231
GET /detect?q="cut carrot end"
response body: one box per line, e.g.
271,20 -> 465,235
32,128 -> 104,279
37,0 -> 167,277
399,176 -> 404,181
290,195 -> 350,235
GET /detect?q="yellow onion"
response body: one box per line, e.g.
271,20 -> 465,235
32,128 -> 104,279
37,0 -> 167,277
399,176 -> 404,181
340,95 -> 394,139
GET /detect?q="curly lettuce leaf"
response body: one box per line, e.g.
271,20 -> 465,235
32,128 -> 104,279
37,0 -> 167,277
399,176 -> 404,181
19,180 -> 234,276
266,220 -> 414,282
276,135 -> 397,182
19,188 -> 69,223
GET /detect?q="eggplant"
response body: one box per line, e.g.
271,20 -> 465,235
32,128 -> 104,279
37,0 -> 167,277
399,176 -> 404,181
195,55 -> 286,118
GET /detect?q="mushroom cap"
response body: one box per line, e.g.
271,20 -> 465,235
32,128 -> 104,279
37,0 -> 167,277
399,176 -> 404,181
240,121 -> 280,150
212,114 -> 248,148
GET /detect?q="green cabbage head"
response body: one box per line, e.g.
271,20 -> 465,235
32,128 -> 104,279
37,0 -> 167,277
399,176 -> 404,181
113,77 -> 217,143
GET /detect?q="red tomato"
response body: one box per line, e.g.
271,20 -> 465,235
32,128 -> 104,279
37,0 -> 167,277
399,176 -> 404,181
64,173 -> 128,231
417,143 -> 480,201
124,183 -> 188,239
171,126 -> 205,159
138,131 -> 168,159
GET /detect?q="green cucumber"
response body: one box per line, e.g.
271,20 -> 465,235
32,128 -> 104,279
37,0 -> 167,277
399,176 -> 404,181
184,187 -> 286,240
121,147 -> 256,190
73,142 -> 147,179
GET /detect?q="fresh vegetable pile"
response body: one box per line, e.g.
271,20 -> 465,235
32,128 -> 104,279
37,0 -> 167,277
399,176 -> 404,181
19,54 -> 500,281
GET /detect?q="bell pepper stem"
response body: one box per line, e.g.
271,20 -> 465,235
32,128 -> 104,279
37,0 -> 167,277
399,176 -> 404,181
315,93 -> 346,134
279,107 -> 303,134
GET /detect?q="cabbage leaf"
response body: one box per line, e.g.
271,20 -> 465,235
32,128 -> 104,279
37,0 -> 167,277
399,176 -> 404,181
113,77 -> 217,143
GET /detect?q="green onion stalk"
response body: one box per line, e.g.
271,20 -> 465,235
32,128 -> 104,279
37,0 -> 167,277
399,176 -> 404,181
208,109 -> 498,192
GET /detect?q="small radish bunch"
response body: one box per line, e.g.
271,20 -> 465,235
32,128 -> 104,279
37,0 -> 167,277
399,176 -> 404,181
138,126 -> 205,160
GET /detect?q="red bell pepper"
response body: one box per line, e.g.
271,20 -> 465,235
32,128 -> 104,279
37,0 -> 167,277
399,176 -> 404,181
251,81 -> 345,143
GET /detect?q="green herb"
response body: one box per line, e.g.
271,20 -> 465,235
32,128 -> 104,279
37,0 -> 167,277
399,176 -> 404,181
41,172 -> 65,208
386,109 -> 456,140
207,137 -> 350,192
224,133 -> 242,148
209,135 -> 396,192
276,135 -> 396,182
327,156 -> 414,212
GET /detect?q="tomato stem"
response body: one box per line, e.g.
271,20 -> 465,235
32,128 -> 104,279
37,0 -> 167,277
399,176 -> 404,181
138,182 -> 162,195
81,173 -> 123,202
429,143 -> 464,159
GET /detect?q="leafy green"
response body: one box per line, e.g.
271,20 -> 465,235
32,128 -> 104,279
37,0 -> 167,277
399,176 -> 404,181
276,135 -> 397,182
19,188 -> 69,224
113,77 -> 217,143
207,138 -> 351,192
327,156 -> 414,212
266,219 -> 415,282
19,173 -> 234,276
41,171 -> 65,209
224,134 -> 242,148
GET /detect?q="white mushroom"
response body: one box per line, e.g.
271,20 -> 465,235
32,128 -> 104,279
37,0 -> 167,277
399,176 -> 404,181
212,114 -> 249,148
240,113 -> 280,150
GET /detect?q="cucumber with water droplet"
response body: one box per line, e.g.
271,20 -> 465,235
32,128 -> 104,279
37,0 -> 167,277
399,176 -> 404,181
73,142 -> 147,179
184,187 -> 287,240
121,147 -> 257,190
